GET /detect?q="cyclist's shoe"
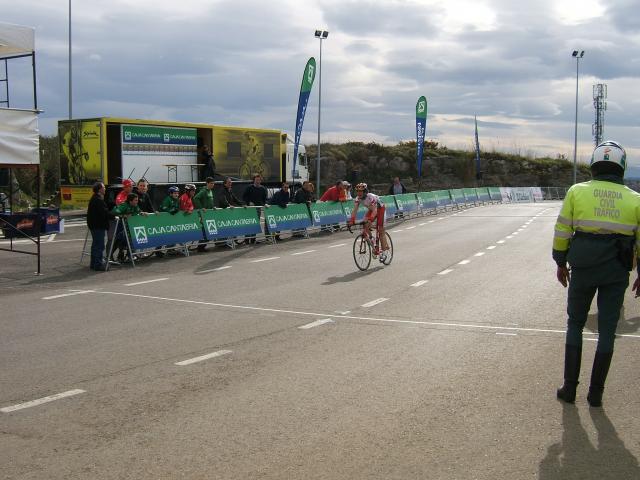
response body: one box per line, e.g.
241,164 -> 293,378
379,252 -> 387,263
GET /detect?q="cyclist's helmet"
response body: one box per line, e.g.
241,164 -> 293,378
590,141 -> 626,174
122,179 -> 134,188
355,182 -> 368,195
185,184 -> 196,191
168,186 -> 180,194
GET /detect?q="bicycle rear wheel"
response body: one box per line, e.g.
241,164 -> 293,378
381,232 -> 393,265
353,234 -> 372,271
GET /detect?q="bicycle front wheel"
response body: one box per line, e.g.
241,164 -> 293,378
353,234 -> 372,271
381,231 -> 393,265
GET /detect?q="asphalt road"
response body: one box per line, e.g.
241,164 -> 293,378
1,202 -> 639,479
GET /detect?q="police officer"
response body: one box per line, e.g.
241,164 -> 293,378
554,141 -> 640,407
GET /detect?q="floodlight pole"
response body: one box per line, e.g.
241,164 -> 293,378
315,30 -> 328,193
572,50 -> 584,185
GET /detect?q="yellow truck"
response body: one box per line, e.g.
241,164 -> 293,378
58,117 -> 309,209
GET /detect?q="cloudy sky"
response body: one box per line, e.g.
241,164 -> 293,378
3,0 -> 640,165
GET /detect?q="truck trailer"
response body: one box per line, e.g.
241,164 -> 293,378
58,117 -> 309,209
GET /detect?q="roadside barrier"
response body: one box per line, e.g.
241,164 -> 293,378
78,186 -> 552,268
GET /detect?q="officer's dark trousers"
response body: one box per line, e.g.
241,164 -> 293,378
566,261 -> 629,353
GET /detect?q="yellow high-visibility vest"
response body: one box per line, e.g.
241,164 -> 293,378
554,180 -> 640,253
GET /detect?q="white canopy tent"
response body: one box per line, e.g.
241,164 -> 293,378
0,22 -> 35,57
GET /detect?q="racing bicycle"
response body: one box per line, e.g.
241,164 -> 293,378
347,221 -> 393,271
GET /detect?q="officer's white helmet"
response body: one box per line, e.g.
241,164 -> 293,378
590,141 -> 627,172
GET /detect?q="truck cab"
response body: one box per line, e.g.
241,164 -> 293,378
284,135 -> 309,185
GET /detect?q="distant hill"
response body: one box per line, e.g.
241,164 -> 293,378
305,141 -> 593,192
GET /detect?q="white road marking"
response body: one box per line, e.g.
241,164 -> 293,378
428,220 -> 435,223
584,338 -> 598,342
335,310 -> 351,315
291,250 -> 316,256
419,223 -> 427,226
486,246 -> 497,250
1,389 -> 85,413
250,256 -> 280,263
506,235 -> 514,239
458,260 -> 471,265
438,269 -> 453,275
474,252 -> 485,257
497,240 -> 506,244
124,278 -> 169,287
512,232 -> 519,235
496,332 -> 518,336
410,280 -> 429,287
174,350 -> 232,366
42,290 -> 94,300
521,225 -> 528,228
79,290 -> 640,340
46,234 -> 56,242
405,226 -> 416,230
198,266 -> 232,273
299,318 -> 334,329
361,298 -> 389,308
517,229 -> 524,232
328,243 -> 346,248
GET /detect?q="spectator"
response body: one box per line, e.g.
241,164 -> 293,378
242,174 -> 268,244
86,182 -> 114,271
201,145 -> 216,180
217,177 -> 243,208
115,179 -> 134,205
340,181 -> 352,201
388,176 -> 407,195
160,186 -> 180,214
135,179 -> 155,213
180,184 -> 196,214
111,193 -> 145,263
270,182 -> 291,240
271,182 -> 291,208
293,181 -> 314,204
158,186 -> 180,257
320,180 -> 344,202
193,177 -> 215,252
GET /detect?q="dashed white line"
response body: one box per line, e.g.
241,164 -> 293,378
361,298 -> 389,308
42,290 -> 94,300
405,226 -> 416,230
474,252 -> 486,257
486,245 -> 497,250
174,349 -> 232,366
198,266 -> 232,273
328,243 -> 346,248
506,235 -> 514,239
291,250 -> 316,256
419,223 -> 427,226
411,280 -> 429,287
250,256 -> 280,263
335,310 -> 351,315
299,318 -> 334,329
496,332 -> 518,336
458,260 -> 471,265
438,269 -> 454,275
124,278 -> 169,287
1,389 -> 86,413
497,240 -> 506,244
512,232 -> 519,235
428,220 -> 435,223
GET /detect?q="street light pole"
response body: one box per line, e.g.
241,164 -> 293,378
69,0 -> 72,119
315,30 -> 328,193
572,50 -> 584,184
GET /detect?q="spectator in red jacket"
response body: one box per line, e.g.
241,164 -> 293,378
179,184 -> 196,213
320,181 -> 344,202
115,179 -> 134,205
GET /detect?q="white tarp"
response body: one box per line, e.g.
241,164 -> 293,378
0,108 -> 39,165
0,22 -> 35,57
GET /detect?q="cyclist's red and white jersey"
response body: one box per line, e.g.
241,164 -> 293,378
354,192 -> 383,209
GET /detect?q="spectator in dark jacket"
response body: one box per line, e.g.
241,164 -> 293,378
271,182 -> 291,208
201,145 -> 216,180
242,174 -> 268,244
86,182 -> 115,271
293,181 -> 315,204
217,177 -> 243,208
135,179 -> 155,213
388,177 -> 407,195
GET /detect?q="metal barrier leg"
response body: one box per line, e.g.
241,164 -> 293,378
105,217 -> 120,272
79,228 -> 90,264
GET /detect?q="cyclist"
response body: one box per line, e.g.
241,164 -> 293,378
348,183 -> 390,262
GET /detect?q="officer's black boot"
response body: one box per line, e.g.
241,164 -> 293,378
587,351 -> 613,407
557,344 -> 582,403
